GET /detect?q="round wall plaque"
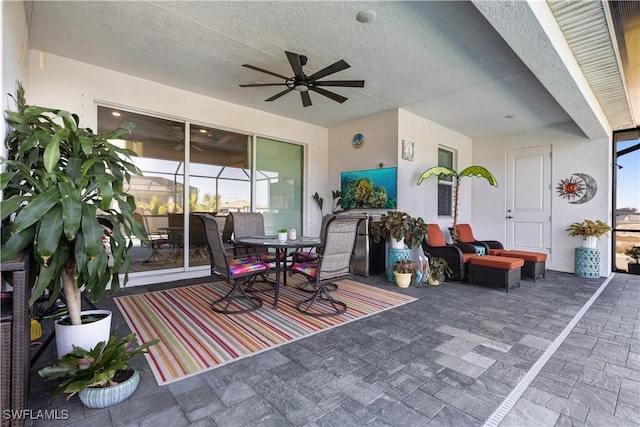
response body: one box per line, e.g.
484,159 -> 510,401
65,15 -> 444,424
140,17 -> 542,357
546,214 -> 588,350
352,133 -> 364,149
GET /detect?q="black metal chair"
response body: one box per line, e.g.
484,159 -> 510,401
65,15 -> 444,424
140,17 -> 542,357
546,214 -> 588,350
196,213 -> 269,314
290,215 -> 365,317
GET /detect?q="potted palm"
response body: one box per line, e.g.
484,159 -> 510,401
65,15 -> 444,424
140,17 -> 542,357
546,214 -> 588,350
417,166 -> 498,242
565,219 -> 612,248
370,210 -> 427,249
625,246 -> 640,274
1,86 -> 147,355
38,332 -> 159,408
392,258 -> 414,288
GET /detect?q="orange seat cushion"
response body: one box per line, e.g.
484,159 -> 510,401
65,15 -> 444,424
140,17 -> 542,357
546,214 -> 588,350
456,224 -> 475,243
489,249 -> 506,256
499,250 -> 547,262
427,224 -> 447,247
469,255 -> 523,269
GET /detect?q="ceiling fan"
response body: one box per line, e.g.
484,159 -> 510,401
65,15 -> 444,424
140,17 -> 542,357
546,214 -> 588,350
239,51 -> 365,107
165,125 -> 203,152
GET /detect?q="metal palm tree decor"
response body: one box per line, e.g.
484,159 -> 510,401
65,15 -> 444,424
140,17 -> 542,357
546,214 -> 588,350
417,166 -> 498,242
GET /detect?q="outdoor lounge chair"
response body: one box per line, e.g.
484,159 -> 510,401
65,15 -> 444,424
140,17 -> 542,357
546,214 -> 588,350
454,224 -> 504,253
422,224 -> 478,281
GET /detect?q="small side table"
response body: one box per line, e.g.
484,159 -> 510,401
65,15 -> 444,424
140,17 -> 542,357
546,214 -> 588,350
575,247 -> 600,278
387,248 -> 411,282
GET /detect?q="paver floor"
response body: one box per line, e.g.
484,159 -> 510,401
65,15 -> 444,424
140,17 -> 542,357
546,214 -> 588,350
26,271 -> 639,427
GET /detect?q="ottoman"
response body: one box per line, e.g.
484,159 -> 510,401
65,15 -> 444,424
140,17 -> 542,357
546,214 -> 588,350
497,250 -> 547,282
468,255 -> 524,293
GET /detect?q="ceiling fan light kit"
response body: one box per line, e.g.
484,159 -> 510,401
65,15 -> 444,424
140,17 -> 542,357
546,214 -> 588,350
240,51 -> 365,107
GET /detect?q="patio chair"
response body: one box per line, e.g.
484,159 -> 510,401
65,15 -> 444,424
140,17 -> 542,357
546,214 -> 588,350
290,215 -> 365,317
454,224 -> 504,254
196,213 -> 269,314
422,224 -> 478,281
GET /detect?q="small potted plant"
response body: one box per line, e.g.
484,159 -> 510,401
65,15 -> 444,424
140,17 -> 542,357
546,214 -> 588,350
277,228 -> 288,242
626,246 -> 640,274
392,258 -> 414,288
565,219 -> 612,248
427,256 -> 453,285
371,211 -> 427,249
38,332 -> 159,408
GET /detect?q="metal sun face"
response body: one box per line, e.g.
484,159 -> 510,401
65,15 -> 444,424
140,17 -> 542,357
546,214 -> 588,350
556,176 -> 586,200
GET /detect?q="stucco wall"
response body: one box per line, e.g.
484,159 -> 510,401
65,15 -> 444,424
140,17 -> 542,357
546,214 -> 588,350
473,122 -> 612,275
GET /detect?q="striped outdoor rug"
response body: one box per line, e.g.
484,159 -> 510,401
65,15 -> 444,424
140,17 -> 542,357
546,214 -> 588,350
115,276 -> 416,385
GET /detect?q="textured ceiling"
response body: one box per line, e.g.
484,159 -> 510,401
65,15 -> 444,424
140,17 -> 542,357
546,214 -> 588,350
23,1 -> 635,139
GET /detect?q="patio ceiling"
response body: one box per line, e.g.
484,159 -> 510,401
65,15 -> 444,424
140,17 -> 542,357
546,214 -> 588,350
23,1 -> 638,139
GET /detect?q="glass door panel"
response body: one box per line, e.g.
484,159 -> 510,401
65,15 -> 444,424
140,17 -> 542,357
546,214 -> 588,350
614,134 -> 640,273
256,137 -> 303,235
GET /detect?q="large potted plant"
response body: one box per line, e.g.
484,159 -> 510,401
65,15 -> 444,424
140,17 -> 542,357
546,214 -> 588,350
370,210 -> 427,249
625,246 -> 640,274
565,219 -> 612,248
0,86 -> 146,355
38,332 -> 159,408
417,166 -> 498,242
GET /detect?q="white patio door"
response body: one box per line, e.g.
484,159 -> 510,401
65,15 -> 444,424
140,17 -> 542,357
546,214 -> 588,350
506,145 -> 552,257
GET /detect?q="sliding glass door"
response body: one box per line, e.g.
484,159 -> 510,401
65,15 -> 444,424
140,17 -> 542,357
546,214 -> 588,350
98,107 -> 303,277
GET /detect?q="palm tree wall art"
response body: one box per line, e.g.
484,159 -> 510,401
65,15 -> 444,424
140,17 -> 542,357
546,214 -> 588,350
417,166 -> 498,241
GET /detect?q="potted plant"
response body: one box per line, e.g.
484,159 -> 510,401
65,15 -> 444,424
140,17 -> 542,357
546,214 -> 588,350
277,228 -> 288,242
417,166 -> 498,242
38,332 -> 159,408
371,210 -> 427,249
426,256 -> 453,285
565,219 -> 612,248
0,86 -> 147,355
392,259 -> 414,288
625,246 -> 640,274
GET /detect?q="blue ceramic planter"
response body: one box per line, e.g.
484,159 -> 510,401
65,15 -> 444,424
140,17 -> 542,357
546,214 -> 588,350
79,369 -> 140,408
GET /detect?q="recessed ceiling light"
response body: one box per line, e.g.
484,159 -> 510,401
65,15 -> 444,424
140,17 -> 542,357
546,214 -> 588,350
356,10 -> 377,24
200,129 -> 207,133
111,111 -> 122,117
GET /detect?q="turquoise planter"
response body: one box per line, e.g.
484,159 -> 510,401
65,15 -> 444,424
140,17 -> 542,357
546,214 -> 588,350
79,370 -> 140,408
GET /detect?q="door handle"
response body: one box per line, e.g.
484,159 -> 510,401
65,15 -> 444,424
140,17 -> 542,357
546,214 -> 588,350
506,216 -> 514,219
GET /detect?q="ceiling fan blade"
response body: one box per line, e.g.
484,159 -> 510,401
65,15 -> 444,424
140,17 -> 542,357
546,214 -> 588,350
265,88 -> 294,102
285,51 -> 305,79
239,83 -> 288,87
301,91 -> 312,107
242,64 -> 289,80
308,59 -> 350,81
310,87 -> 347,103
315,80 -> 365,88
191,143 -> 204,152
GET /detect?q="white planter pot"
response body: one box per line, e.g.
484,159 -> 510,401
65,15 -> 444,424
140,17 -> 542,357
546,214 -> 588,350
391,237 -> 405,249
582,236 -> 597,249
278,232 -> 287,242
55,309 -> 112,356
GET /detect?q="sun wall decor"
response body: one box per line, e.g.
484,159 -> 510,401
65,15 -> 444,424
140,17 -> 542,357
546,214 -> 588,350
556,173 -> 597,204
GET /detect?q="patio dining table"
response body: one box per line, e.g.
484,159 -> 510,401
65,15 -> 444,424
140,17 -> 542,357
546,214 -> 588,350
234,236 -> 321,309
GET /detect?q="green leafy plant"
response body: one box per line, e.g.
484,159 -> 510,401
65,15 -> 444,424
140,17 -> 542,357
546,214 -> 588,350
565,219 -> 612,238
392,258 -> 414,274
428,256 -> 453,283
278,228 -> 288,233
370,210 -> 427,249
0,85 -> 147,325
312,189 -> 342,215
38,332 -> 159,400
417,166 -> 498,241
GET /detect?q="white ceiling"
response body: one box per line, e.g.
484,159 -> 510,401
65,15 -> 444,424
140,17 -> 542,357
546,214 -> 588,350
23,1 -> 635,139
